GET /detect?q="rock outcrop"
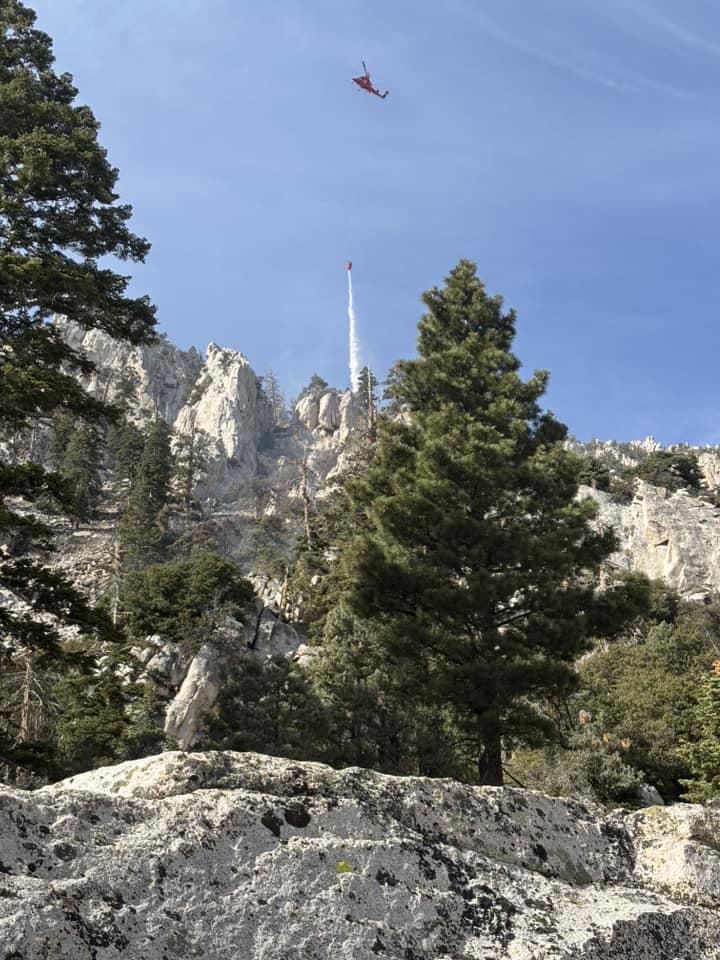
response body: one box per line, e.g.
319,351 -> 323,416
60,319 -> 203,425
163,642 -> 225,748
0,751 -> 719,958
56,320 -> 364,569
585,481 -> 720,599
174,343 -> 271,502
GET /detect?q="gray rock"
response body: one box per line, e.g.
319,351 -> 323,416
163,644 -> 223,748
252,608 -> 278,655
59,317 -> 202,425
636,783 -> 665,807
318,390 -> 340,432
267,619 -> 301,658
583,481 -> 720,598
295,394 -> 319,431
251,610 -> 303,659
294,642 -> 319,666
0,752 -> 719,959
338,390 -> 361,444
629,803 -> 720,908
175,342 -> 270,502
144,641 -> 186,688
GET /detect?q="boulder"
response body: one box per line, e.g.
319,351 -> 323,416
295,394 -> 319,431
163,644 -> 223,748
318,390 -> 340,432
636,783 -> 665,808
0,752 -> 719,958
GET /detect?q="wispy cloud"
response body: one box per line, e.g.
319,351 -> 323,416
452,0 -> 685,97
616,0 -> 720,58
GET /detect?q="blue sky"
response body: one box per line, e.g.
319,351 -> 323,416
31,0 -> 720,443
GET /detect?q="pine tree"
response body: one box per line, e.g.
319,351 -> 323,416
119,552 -> 254,656
117,419 -> 172,573
339,261 -> 640,785
296,374 -> 328,405
172,420 -> 210,514
49,411 -> 75,469
260,368 -> 287,427
201,655 -> 326,760
312,605 -> 463,777
58,422 -> 103,522
679,660 -> 720,802
355,365 -> 379,440
0,1 -> 155,770
108,420 -> 144,484
54,667 -> 167,774
105,370 -> 142,481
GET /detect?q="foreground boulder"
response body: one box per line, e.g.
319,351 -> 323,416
0,752 -> 719,959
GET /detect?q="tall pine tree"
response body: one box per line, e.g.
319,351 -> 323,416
679,660 -> 720,802
355,365 -> 379,441
0,1 -> 155,769
57,422 -> 103,522
118,419 -> 172,573
341,261 -> 641,784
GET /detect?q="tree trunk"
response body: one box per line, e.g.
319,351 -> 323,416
477,735 -> 503,786
300,455 -> 313,549
111,539 -> 122,625
18,650 -> 36,743
278,565 -> 289,615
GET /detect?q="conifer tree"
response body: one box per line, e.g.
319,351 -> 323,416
260,368 -> 287,426
355,365 -> 379,440
49,411 -> 75,469
119,552 -> 253,655
58,422 -> 103,522
340,261 -> 641,785
201,656 -> 326,760
172,420 -> 210,514
0,0 -> 155,770
679,660 -> 720,802
54,667 -> 167,774
296,374 -> 328,404
312,605 -> 463,777
105,370 -> 142,481
108,420 -> 144,484
117,419 -> 172,573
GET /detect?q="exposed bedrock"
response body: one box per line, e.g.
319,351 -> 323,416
0,751 -> 719,959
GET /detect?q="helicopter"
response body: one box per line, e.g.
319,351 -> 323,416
351,61 -> 389,100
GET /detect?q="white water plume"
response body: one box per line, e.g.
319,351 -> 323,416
348,269 -> 361,392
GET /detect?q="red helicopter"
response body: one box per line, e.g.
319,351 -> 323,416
352,61 -> 389,99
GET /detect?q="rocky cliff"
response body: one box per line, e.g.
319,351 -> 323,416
584,481 -> 720,601
58,319 -> 720,602
37,325 -> 720,747
60,319 -> 360,509
0,751 -> 719,959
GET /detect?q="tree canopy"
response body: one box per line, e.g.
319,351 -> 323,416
334,260 -> 644,784
0,0 -> 156,769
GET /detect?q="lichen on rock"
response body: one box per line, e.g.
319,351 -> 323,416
0,751 -> 719,958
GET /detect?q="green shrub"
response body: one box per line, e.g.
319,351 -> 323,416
119,553 -> 254,654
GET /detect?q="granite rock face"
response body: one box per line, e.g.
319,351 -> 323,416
1,751 -> 719,959
584,481 -> 720,599
60,319 -> 203,425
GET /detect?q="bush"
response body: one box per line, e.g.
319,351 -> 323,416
119,553 -> 254,654
578,602 -> 720,799
577,459 -> 611,491
200,655 -> 327,760
635,451 -> 702,492
507,710 -> 642,804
